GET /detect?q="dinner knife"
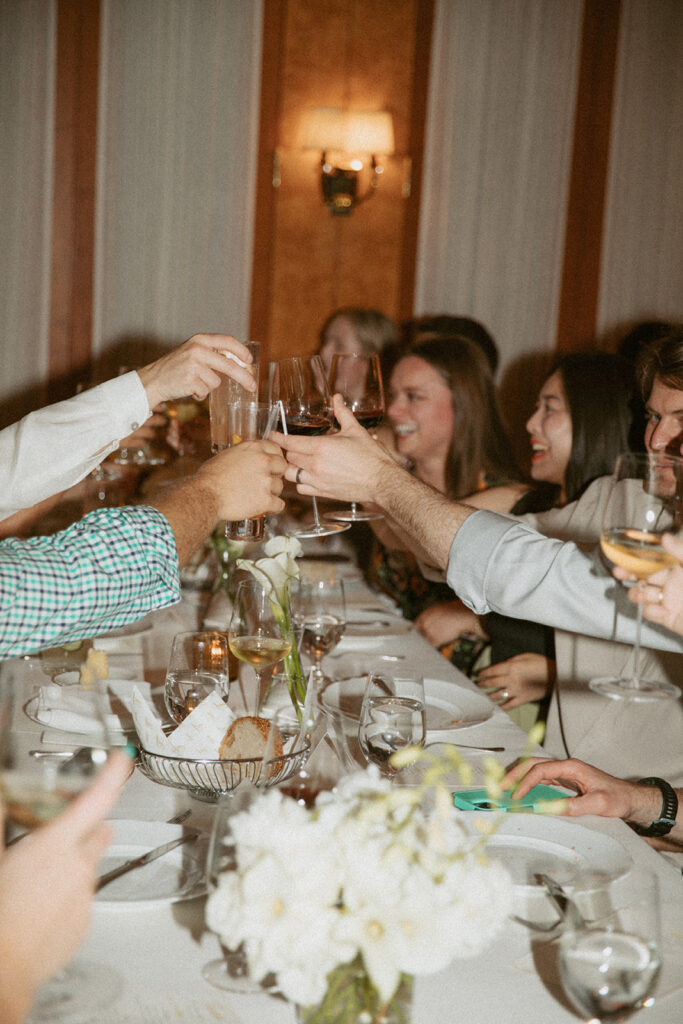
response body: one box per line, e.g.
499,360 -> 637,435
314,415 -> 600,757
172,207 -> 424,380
96,832 -> 198,891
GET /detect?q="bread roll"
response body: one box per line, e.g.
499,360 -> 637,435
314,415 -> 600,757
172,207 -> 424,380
219,716 -> 283,778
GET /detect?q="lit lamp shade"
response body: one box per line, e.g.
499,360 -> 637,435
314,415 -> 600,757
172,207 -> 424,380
346,111 -> 394,156
302,108 -> 394,155
301,108 -> 348,152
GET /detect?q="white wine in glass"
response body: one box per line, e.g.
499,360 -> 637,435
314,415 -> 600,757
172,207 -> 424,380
228,578 -> 293,706
591,451 -> 683,701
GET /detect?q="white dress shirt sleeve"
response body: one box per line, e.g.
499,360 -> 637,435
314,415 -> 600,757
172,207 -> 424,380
447,509 -> 683,653
0,372 -> 151,520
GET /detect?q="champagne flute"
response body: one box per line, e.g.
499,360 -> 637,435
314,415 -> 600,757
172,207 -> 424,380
291,577 -> 346,693
228,578 -> 293,709
358,672 -> 426,778
270,355 -> 350,538
0,661 -> 121,1020
590,451 -> 683,701
558,869 -> 662,1023
325,352 -> 386,523
163,630 -> 229,724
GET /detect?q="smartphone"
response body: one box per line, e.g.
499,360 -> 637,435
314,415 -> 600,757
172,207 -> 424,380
453,784 -> 567,812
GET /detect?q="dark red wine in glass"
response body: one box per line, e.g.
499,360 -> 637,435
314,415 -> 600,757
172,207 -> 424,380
326,353 -> 386,523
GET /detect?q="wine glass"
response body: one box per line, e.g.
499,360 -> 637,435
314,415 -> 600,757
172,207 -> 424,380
163,631 -> 230,724
590,451 -> 683,701
0,661 -> 122,1020
203,719 -> 284,994
228,578 -> 294,709
291,577 -> 346,694
358,672 -> 426,778
270,354 -> 350,538
558,869 -> 662,1023
325,352 -> 386,523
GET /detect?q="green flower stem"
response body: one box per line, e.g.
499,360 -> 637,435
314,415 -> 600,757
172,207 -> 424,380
271,596 -> 306,719
298,957 -> 412,1024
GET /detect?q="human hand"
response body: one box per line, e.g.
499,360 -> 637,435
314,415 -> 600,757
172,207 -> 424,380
500,756 -> 660,826
137,334 -> 257,408
475,653 -> 555,709
414,601 -> 486,649
615,533 -> 683,638
272,394 -> 398,505
0,751 -> 131,1017
195,440 -> 286,521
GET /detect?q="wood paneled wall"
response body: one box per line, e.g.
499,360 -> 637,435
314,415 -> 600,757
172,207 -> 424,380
250,0 -> 434,362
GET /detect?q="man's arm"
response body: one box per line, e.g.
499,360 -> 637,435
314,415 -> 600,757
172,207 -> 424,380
0,333 -> 256,522
502,757 -> 683,848
275,397 -> 682,652
273,394 -> 476,569
0,440 -> 286,657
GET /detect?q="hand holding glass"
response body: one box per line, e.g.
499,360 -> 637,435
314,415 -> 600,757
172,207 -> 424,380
325,352 -> 385,523
591,452 -> 683,701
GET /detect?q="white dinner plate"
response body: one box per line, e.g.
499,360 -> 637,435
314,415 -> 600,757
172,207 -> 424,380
469,815 -> 632,890
95,820 -> 207,906
320,676 -> 493,733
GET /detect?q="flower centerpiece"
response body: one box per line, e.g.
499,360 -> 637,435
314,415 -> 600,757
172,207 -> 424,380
236,535 -> 306,715
205,746 -> 514,1024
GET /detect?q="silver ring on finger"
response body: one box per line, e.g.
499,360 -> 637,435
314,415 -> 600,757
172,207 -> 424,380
296,467 -> 304,485
500,689 -> 509,701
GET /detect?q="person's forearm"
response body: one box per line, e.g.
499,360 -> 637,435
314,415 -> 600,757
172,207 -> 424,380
152,480 -> 219,566
373,465 -> 475,570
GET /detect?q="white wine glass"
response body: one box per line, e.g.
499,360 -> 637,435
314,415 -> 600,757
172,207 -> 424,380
558,869 -> 662,1023
358,672 -> 426,778
228,578 -> 293,709
163,630 -> 230,724
270,354 -> 350,538
325,352 -> 386,523
0,661 -> 122,1021
291,577 -> 346,694
590,451 -> 683,701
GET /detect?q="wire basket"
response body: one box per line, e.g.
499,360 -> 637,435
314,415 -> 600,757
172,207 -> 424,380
137,738 -> 310,802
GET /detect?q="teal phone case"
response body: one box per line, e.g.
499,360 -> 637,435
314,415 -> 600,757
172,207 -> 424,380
452,784 -> 566,812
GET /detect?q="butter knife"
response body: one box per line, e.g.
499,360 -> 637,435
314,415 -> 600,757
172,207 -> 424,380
96,832 -> 198,891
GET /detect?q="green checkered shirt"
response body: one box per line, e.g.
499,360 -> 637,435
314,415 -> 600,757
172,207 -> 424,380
0,506 -> 180,657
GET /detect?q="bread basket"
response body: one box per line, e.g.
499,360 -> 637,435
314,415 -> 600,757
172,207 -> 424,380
137,737 -> 310,802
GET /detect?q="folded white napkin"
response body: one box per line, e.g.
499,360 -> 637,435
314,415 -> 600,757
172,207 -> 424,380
131,686 -> 235,758
35,681 -> 143,736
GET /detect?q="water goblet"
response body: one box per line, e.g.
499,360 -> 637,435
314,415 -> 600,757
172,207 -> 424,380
270,354 -> 350,538
590,451 -> 683,701
228,578 -> 293,709
163,630 -> 230,724
202,718 -> 285,994
0,661 -> 122,1020
558,869 -> 662,1023
325,352 -> 386,523
358,672 -> 426,778
291,576 -> 346,694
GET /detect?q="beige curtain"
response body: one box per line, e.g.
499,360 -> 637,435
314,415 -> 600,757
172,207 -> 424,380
415,0 -> 582,380
93,0 -> 264,363
0,1 -> 55,415
598,0 -> 683,335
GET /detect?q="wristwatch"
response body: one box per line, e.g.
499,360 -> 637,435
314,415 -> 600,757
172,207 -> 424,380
633,777 -> 679,837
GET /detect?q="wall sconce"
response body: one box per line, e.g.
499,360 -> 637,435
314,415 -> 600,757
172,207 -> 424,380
302,108 -> 395,216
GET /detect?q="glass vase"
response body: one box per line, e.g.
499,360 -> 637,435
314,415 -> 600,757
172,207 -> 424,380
295,962 -> 413,1024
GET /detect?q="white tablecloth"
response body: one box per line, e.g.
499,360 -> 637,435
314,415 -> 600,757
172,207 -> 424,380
11,576 -> 683,1023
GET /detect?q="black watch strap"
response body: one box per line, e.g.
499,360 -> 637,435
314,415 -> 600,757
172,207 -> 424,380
633,777 -> 679,837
